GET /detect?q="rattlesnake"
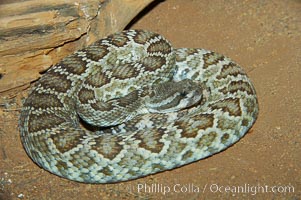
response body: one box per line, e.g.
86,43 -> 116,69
19,30 -> 258,183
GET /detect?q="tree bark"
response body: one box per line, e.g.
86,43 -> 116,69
0,0 -> 155,93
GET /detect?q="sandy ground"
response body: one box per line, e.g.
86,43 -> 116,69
0,0 -> 300,199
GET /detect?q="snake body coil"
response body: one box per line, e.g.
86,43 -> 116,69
19,30 -> 258,183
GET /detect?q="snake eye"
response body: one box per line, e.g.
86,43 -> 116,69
180,91 -> 188,97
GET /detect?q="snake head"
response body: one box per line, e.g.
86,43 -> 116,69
145,79 -> 203,113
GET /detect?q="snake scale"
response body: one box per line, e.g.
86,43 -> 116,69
19,30 -> 258,183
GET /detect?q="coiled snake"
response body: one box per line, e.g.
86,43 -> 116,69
19,30 -> 258,183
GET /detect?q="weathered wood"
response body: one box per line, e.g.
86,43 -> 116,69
0,0 -> 154,93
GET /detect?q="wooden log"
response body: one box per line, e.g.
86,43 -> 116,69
0,0 -> 154,93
